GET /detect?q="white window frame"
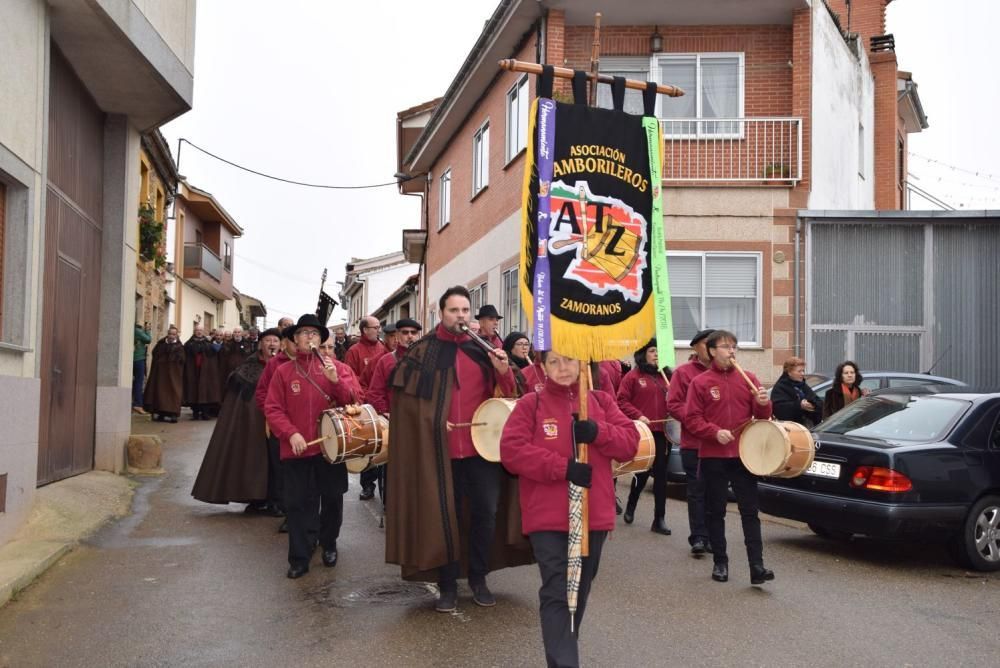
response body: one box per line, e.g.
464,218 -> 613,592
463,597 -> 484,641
472,120 -> 490,196
597,57 -> 651,115
506,75 -> 530,164
438,168 -> 451,230
501,265 -> 522,335
667,250 -> 762,347
469,281 -> 487,316
655,52 -> 745,140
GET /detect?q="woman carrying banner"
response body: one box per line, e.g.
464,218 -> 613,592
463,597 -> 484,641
500,349 -> 638,668
617,338 -> 672,534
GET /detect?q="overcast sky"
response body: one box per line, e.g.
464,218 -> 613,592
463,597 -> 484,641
161,0 -> 999,327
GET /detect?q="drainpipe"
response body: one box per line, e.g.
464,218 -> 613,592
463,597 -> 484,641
794,216 -> 802,357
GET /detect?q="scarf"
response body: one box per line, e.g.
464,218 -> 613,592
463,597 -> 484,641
841,383 -> 860,403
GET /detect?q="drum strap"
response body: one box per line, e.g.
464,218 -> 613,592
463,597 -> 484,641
294,359 -> 332,404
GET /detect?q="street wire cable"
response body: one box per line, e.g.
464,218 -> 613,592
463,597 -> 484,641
909,152 -> 1000,182
178,138 -> 416,190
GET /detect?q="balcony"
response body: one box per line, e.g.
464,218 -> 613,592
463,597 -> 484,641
661,117 -> 802,183
183,242 -> 232,300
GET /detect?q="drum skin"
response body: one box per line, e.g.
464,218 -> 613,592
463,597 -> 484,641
612,420 -> 655,478
318,404 -> 388,466
663,418 -> 681,445
471,398 -> 519,463
739,420 -> 815,478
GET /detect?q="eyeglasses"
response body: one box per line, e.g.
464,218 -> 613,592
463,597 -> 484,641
318,345 -> 335,351
362,325 -> 380,331
513,341 -> 531,347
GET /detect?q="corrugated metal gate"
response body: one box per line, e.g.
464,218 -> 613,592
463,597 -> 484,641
807,219 -> 1000,388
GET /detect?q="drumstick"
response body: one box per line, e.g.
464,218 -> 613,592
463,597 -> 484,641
446,420 -> 487,430
305,434 -> 330,447
731,360 -> 761,395
646,418 -> 674,424
658,369 -> 671,388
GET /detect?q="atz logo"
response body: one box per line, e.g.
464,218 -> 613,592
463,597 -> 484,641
546,181 -> 647,302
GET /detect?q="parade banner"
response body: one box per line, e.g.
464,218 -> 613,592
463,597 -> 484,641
520,74 -> 675,365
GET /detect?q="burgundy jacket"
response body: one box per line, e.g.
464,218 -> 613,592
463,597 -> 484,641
345,336 -> 388,389
254,352 -> 292,414
684,362 -> 772,459
599,360 -> 624,395
436,324 -> 516,460
617,368 -> 670,432
366,346 -> 406,415
501,378 -> 639,534
264,351 -> 360,460
665,357 -> 709,451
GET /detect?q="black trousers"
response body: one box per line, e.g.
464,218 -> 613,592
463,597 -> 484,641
283,455 -> 345,569
529,531 -> 608,668
701,457 -> 763,566
360,467 -> 378,492
266,435 -> 284,511
627,431 -> 670,519
681,448 -> 709,545
438,456 -> 501,589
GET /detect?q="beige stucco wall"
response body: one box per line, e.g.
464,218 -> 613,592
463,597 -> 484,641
0,0 -> 46,170
129,0 -> 197,74
178,284 -> 221,340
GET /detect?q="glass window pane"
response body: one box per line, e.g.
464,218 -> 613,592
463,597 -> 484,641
659,58 -> 696,124
667,254 -> 702,295
705,255 -> 756,297
671,296 -> 701,342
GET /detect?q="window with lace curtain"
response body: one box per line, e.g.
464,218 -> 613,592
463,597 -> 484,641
501,266 -> 522,335
667,251 -> 761,346
658,53 -> 744,138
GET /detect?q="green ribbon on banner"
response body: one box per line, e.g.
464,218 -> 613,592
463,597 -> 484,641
642,117 -> 675,368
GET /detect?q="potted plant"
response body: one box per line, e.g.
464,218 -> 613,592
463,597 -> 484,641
138,203 -> 167,269
764,163 -> 791,179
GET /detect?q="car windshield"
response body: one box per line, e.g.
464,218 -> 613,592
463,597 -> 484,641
817,395 -> 970,443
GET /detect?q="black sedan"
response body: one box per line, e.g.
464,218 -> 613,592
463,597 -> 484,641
758,388 -> 1000,571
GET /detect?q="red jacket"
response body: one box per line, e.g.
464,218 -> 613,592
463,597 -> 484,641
255,352 -> 292,414
501,378 -> 639,534
665,357 -> 709,450
684,362 -> 772,459
345,336 -> 388,388
436,324 -> 516,460
366,346 -> 405,415
617,368 -> 670,432
264,351 -> 360,460
599,360 -> 624,395
519,361 -> 546,394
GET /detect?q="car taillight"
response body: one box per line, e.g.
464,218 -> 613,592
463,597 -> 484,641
849,466 -> 913,492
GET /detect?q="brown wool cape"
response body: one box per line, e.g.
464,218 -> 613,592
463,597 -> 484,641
191,353 -> 269,504
385,335 -> 533,582
183,337 -> 222,405
143,338 -> 184,414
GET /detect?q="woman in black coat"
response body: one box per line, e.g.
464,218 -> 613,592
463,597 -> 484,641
771,356 -> 821,427
822,360 -> 867,419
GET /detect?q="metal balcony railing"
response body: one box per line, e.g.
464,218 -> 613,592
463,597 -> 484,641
183,242 -> 222,282
660,117 -> 802,183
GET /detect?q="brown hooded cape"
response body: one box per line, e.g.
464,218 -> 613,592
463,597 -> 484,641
183,336 -> 222,405
385,334 -> 532,582
191,353 -> 268,504
143,338 -> 184,414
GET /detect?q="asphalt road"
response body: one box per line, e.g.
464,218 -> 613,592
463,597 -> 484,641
1,416 -> 999,667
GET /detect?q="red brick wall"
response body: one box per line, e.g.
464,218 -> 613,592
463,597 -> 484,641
425,36 -> 538,274
826,0 -> 888,48
871,51 -> 899,209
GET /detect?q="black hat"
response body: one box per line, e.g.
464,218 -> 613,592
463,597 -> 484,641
475,304 -> 503,320
689,329 -> 715,347
260,328 -> 282,340
395,318 -> 422,331
382,322 -> 397,334
283,314 -> 330,342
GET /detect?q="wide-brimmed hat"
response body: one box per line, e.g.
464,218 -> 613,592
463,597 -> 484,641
283,314 -> 330,342
689,329 -> 715,347
475,304 -> 503,320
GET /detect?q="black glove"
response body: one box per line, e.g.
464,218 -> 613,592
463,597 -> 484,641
573,418 -> 599,445
565,460 -> 592,488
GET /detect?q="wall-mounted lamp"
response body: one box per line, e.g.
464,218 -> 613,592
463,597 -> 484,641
650,26 -> 663,53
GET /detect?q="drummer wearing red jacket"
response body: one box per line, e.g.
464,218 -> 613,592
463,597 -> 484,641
264,314 -> 360,579
617,338 -> 672,535
684,329 -> 774,586
501,350 -> 638,668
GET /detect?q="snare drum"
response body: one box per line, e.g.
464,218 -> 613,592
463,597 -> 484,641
470,398 -> 518,463
317,404 -> 389,465
612,421 -> 656,478
739,420 -> 815,478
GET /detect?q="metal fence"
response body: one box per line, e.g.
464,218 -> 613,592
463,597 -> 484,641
661,117 -> 802,182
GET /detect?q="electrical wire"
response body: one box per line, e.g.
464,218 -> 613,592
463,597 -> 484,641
179,138 -> 414,190
909,152 -> 1000,182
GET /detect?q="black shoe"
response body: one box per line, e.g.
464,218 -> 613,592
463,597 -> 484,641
152,414 -> 163,422
359,486 -> 375,501
615,497 -> 623,515
244,501 -> 269,514
286,564 -> 309,579
322,548 -> 338,568
711,563 -> 729,582
623,499 -> 637,524
165,416 -> 178,423
435,589 -> 457,613
277,520 -> 288,534
691,539 -> 708,555
471,582 -> 496,607
650,518 -> 672,536
750,564 -> 775,585
266,503 -> 286,518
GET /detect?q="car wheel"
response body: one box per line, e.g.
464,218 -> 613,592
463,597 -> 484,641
808,523 -> 852,541
952,495 -> 1000,572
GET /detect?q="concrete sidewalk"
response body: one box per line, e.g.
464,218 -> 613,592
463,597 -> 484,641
0,470 -> 135,608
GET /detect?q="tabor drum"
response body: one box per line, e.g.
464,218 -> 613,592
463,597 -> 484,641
470,398 -> 518,463
612,421 -> 656,478
345,419 -> 391,474
663,418 -> 681,446
739,420 -> 815,478
317,404 -> 389,466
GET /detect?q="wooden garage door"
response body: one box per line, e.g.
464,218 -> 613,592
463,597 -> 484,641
37,46 -> 104,485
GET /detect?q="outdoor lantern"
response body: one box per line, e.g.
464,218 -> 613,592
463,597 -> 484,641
650,26 -> 663,53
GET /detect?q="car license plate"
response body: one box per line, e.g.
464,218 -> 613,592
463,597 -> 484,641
805,461 -> 841,479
